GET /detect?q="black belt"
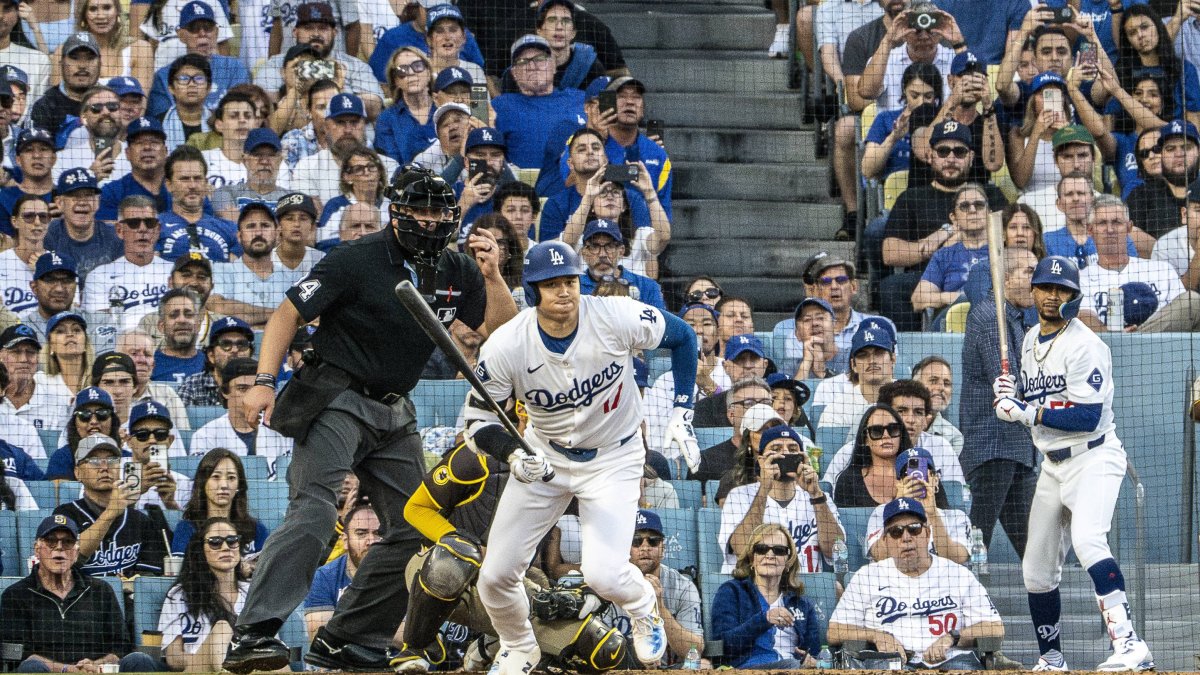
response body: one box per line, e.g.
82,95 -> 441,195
345,379 -> 405,405
547,432 -> 637,463
1046,434 -> 1104,463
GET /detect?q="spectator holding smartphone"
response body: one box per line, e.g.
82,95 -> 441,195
861,447 -> 969,563
561,164 -> 670,278
718,426 -> 844,575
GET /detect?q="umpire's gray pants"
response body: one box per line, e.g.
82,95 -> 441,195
239,389 -> 426,650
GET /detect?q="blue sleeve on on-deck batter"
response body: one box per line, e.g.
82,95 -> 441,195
1040,402 -> 1102,432
656,312 -> 698,409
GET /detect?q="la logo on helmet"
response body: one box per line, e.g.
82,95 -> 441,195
1050,260 -> 1062,275
549,250 -> 564,265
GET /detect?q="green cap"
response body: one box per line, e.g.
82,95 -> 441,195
1052,124 -> 1095,151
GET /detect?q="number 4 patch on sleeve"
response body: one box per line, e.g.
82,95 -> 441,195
298,279 -> 321,301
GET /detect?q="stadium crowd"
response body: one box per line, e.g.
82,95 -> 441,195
0,0 -> 1195,671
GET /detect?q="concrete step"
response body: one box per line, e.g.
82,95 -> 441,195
671,199 -> 843,239
664,239 -> 853,278
673,162 -> 829,201
665,127 -> 817,163
645,93 -> 804,129
600,12 -> 776,51
628,53 -> 792,93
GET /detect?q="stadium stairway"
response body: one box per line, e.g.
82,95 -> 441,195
590,0 -> 847,318
979,563 -> 1199,671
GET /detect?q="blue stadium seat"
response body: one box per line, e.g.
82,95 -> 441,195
703,480 -> 720,506
38,429 -> 59,456
26,481 -> 60,509
132,575 -> 176,641
666,480 -> 701,509
56,481 -> 83,503
176,430 -> 193,455
241,456 -> 270,481
815,426 -> 850,455
409,380 -> 470,428
16,509 -> 56,566
836,507 -> 875,572
0,511 -> 19,577
188,406 -> 226,429
800,571 -> 837,644
806,402 -> 824,430
699,570 -> 726,636
697,507 -> 724,575
279,608 -> 309,669
245,481 -> 289,530
656,507 -> 698,571
694,427 -> 729,449
103,575 -> 126,619
169,455 -> 204,481
940,480 -> 965,511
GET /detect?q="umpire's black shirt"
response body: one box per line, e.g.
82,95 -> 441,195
287,228 -> 486,395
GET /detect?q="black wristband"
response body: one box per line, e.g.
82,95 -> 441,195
254,373 -> 277,388
810,494 -> 827,505
951,41 -> 966,50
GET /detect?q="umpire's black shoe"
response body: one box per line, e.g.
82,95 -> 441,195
305,626 -> 392,671
223,624 -> 290,674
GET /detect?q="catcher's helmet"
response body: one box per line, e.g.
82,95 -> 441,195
387,167 -> 461,265
522,241 -> 583,307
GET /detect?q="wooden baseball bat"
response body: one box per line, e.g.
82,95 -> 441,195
987,212 -> 1009,375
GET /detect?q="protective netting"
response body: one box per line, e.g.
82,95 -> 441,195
0,0 -> 1198,671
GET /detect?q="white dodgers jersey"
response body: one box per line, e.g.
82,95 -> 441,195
468,296 -> 666,451
830,556 -> 1000,663
1018,319 -> 1116,452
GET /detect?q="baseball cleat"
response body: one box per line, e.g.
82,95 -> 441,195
630,614 -> 667,664
493,645 -> 541,675
464,635 -> 500,672
222,626 -> 290,674
1032,649 -> 1069,671
1098,636 -> 1155,671
390,636 -> 447,674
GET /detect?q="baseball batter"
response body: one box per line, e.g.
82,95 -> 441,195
464,241 -> 701,675
992,256 -> 1153,672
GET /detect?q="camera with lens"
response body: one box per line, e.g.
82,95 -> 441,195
1047,5 -> 1074,23
908,10 -> 940,30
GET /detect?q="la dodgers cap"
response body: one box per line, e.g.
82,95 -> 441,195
466,127 -> 506,152
1120,282 -> 1158,327
179,1 -> 218,28
73,386 -> 114,412
327,93 -> 366,119
34,252 -> 78,280
634,509 -> 663,535
56,168 -> 100,196
107,76 -> 144,98
893,447 -> 936,478
434,67 -> 473,91
16,128 -> 54,154
882,497 -> 927,525
850,321 -> 897,357
127,117 -> 167,141
723,333 -> 765,361
129,400 -> 173,428
208,316 -> 254,345
766,372 -> 811,408
582,218 -> 623,243
950,50 -> 984,76
793,297 -> 834,320
1159,119 -> 1200,147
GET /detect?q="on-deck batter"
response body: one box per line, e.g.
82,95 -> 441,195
992,255 -> 1153,672
464,239 -> 702,675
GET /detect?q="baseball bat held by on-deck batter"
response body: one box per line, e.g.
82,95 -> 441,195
987,212 -> 1010,375
394,280 -> 553,481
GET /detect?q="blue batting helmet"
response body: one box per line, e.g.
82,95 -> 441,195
523,241 -> 583,307
1031,255 -> 1082,319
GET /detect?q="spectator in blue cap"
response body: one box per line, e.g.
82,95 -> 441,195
367,1 -> 485,85
775,296 -> 841,380
454,126 -> 519,229
146,1 -> 251,119
106,77 -> 148,127
96,116 -> 170,222
425,4 -> 486,84
1128,119 -> 1200,238
693,333 -> 770,428
43,384 -> 119,480
494,0 -> 605,96
126,399 -> 191,510
374,47 -> 437,165
0,128 -> 57,237
18,251 -> 81,344
45,167 -> 125,279
431,65 -> 474,108
412,101 -> 471,174
493,34 -> 587,168
179,313 -> 256,407
292,93 -> 399,203
211,127 -> 289,222
813,320 -> 897,430
576,217 -> 665,310
619,508 -> 704,662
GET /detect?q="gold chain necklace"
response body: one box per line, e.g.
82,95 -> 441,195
1033,325 -> 1065,364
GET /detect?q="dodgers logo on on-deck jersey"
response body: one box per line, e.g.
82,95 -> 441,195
524,361 -> 624,412
1020,369 -> 1067,404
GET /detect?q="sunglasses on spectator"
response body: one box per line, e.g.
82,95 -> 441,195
886,523 -> 926,539
632,535 -> 663,547
687,288 -> 722,303
41,536 -> 77,550
121,217 -> 159,230
956,200 -> 987,212
205,535 -> 242,550
752,544 -> 790,556
86,101 -> 120,114
217,338 -> 251,352
1136,148 -> 1161,159
818,275 -> 850,286
584,241 -> 622,254
75,409 -> 113,422
132,428 -> 171,442
514,54 -> 552,68
18,212 -> 51,224
866,422 -> 903,440
344,163 -> 379,176
392,61 -> 428,77
933,146 -> 971,159
79,457 -> 121,467
173,74 -> 209,86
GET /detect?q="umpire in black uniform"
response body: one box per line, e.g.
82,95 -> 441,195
223,169 -> 517,673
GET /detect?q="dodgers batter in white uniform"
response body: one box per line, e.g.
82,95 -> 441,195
465,241 -> 702,675
993,256 -> 1153,672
